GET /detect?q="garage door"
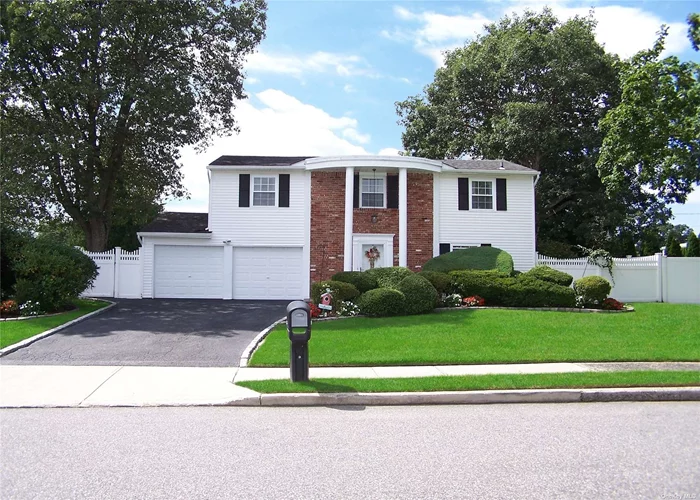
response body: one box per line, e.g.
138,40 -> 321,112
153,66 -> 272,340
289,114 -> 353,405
154,245 -> 224,299
233,247 -> 304,300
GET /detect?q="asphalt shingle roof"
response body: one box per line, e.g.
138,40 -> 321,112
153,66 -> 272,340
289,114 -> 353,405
210,156 -> 315,166
442,159 -> 535,172
141,212 -> 209,233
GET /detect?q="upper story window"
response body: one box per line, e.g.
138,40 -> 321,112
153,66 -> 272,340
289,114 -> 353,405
361,177 -> 385,208
471,180 -> 493,210
253,176 -> 276,206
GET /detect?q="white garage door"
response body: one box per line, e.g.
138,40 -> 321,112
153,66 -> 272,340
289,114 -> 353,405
233,247 -> 304,300
154,245 -> 224,299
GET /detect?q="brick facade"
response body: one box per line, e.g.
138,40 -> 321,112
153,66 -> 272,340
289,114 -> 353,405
310,171 -> 434,282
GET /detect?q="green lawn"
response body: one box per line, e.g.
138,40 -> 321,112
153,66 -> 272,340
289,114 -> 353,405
0,299 -> 109,349
238,371 -> 700,393
248,303 -> 700,367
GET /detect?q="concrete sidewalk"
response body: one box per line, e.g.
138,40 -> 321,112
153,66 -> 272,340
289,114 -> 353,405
1,362 -> 698,408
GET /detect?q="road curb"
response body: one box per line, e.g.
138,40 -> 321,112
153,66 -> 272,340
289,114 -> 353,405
0,300 -> 116,357
254,386 -> 700,407
238,317 -> 286,368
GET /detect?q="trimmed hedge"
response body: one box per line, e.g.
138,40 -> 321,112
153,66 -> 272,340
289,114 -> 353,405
417,271 -> 452,294
523,265 -> 574,287
13,238 -> 98,312
573,276 -> 611,306
358,288 -> 406,317
396,274 -> 439,315
451,270 -> 576,308
422,247 -> 514,275
364,266 -> 413,289
311,280 -> 360,305
330,271 -> 378,293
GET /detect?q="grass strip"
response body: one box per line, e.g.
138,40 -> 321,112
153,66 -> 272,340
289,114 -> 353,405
249,303 -> 700,367
237,370 -> 700,394
0,299 -> 109,349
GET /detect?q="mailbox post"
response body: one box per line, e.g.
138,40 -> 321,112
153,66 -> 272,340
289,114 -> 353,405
286,301 -> 311,382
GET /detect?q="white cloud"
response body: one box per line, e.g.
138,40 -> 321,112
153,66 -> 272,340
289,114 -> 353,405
378,147 -> 401,156
165,90 -> 371,212
343,83 -> 356,93
389,3 -> 691,66
246,50 -> 373,79
246,77 -> 259,84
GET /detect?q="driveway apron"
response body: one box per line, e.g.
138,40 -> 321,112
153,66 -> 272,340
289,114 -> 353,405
1,299 -> 288,367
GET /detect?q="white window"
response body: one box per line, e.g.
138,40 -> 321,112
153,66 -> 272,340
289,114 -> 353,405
452,245 -> 477,250
361,177 -> 385,208
471,180 -> 493,210
253,176 -> 276,206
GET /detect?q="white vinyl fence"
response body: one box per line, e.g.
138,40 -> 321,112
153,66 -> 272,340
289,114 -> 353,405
82,247 -> 141,299
537,253 -> 700,304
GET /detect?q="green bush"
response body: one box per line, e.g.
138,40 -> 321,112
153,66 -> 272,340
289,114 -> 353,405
451,270 -> 576,308
330,271 -> 378,293
311,280 -> 360,305
364,266 -> 413,288
417,271 -> 452,294
573,276 -> 612,307
396,274 -> 439,315
13,238 -> 98,312
523,265 -> 574,287
422,247 -> 514,274
357,288 -> 406,317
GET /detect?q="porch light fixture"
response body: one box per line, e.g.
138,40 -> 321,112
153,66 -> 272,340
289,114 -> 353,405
371,214 -> 378,223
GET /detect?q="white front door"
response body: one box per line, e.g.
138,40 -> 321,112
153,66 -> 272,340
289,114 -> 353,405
233,247 -> 304,300
352,234 -> 394,272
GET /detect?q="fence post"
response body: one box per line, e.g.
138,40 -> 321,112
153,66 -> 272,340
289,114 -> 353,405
656,252 -> 663,302
114,247 -> 121,298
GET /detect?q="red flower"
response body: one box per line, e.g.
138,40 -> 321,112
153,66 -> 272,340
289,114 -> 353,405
602,298 -> 624,310
308,302 -> 322,318
463,295 -> 485,307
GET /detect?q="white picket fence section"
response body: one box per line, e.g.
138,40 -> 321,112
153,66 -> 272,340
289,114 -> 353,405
82,247 -> 142,299
537,253 -> 700,304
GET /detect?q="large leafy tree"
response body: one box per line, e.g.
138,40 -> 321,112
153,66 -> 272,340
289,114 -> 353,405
1,0 -> 266,250
396,9 -> 633,250
597,24 -> 700,210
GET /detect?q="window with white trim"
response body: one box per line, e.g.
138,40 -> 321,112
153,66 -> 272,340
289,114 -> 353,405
253,176 -> 276,206
471,180 -> 493,210
452,245 -> 477,250
361,177 -> 385,208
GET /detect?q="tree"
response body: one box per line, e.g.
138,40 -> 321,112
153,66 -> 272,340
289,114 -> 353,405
1,0 -> 266,250
685,231 -> 700,257
396,10 -> 637,250
597,23 -> 700,210
665,234 -> 683,257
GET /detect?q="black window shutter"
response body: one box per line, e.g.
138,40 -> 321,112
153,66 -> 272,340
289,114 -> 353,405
278,174 -> 290,207
458,178 -> 470,210
387,175 -> 399,209
496,178 -> 507,211
439,243 -> 451,255
239,174 -> 250,207
353,174 -> 359,208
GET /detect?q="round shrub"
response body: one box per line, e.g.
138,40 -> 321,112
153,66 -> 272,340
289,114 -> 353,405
358,288 -> 406,317
364,266 -> 413,289
330,271 -> 378,293
417,271 -> 452,294
422,247 -> 514,274
523,265 -> 574,287
396,274 -> 439,315
573,276 -> 612,307
13,238 -> 98,312
311,280 -> 360,305
450,270 -> 513,305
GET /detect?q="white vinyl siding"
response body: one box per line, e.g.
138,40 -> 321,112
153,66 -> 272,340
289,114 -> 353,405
154,245 -> 224,299
437,174 -> 536,271
233,247 -> 304,299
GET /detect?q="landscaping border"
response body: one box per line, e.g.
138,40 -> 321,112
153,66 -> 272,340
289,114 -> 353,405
0,299 -> 115,357
238,316 -> 287,368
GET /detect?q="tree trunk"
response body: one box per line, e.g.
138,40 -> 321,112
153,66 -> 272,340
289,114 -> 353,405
85,217 -> 109,251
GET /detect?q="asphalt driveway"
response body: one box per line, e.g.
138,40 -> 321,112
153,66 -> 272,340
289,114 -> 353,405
2,299 -> 288,367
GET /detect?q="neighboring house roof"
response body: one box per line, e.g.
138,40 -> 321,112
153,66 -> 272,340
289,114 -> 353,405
140,212 -> 209,233
442,159 -> 535,172
210,156 -> 315,166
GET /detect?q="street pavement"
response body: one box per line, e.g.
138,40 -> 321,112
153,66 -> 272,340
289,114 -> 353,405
1,403 -> 698,499
1,299 -> 287,367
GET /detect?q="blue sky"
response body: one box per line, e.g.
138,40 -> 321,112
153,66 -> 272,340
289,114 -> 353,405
168,0 -> 700,233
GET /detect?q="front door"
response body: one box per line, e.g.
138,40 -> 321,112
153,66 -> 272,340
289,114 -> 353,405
361,244 -> 384,271
352,234 -> 394,272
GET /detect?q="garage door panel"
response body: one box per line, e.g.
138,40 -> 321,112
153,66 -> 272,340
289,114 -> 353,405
233,247 -> 304,300
154,245 -> 224,299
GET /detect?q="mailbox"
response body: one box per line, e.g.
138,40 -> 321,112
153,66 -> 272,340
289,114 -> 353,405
286,301 -> 311,382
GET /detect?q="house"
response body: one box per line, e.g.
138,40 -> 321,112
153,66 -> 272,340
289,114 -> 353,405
137,155 -> 539,300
